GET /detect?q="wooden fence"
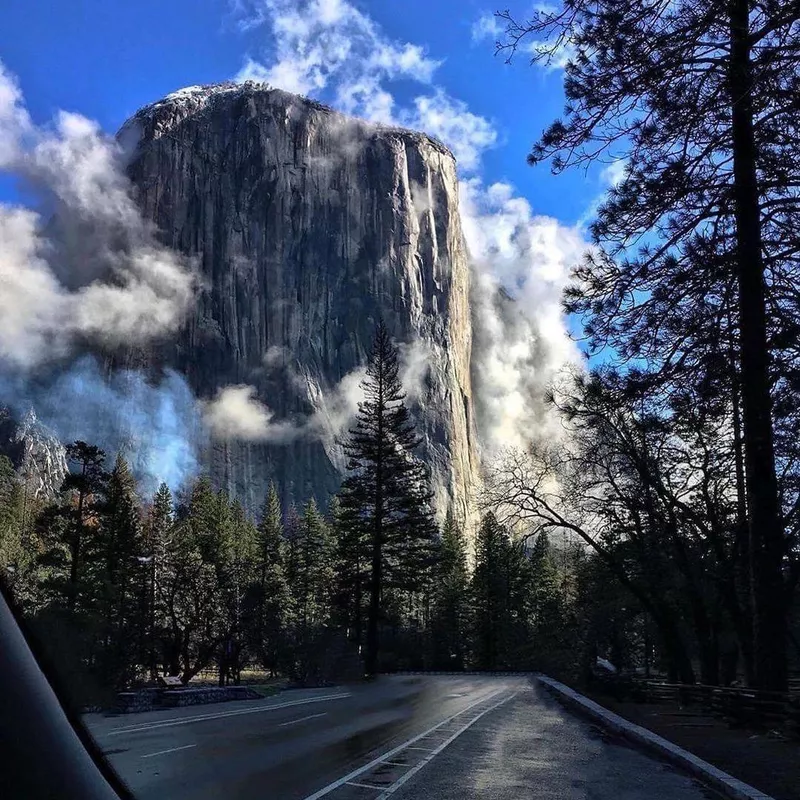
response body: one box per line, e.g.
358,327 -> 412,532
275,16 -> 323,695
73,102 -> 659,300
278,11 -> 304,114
612,678 -> 800,737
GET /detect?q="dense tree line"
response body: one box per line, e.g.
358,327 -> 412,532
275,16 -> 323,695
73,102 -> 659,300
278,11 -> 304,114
0,326 -> 576,706
489,0 -> 800,690
0,462 -> 575,705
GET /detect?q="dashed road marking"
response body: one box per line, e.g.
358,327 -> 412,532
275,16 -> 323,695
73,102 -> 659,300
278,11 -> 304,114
345,782 -> 386,790
374,692 -> 517,798
108,693 -> 351,736
279,713 -> 328,727
141,744 -> 197,759
302,687 -> 509,800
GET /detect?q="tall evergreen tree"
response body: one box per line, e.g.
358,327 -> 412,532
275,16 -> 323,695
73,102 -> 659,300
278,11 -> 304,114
282,499 -> 335,682
330,492 -> 367,649
430,508 -> 470,669
470,513 -> 510,671
61,442 -> 108,612
218,498 -> 257,684
297,499 -> 334,630
496,0 -> 800,690
247,483 -> 290,677
158,476 -> 224,682
93,454 -> 143,688
338,322 -> 438,675
144,482 -> 174,680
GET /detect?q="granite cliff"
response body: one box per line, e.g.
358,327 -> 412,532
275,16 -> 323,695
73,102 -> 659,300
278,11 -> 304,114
119,83 -> 479,524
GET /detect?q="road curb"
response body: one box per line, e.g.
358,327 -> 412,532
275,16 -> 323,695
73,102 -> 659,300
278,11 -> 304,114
537,675 -> 775,800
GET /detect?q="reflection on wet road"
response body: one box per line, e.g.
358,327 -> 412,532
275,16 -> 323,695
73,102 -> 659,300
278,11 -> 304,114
83,675 -> 716,800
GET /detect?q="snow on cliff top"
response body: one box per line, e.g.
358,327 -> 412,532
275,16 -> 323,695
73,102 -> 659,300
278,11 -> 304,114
123,81 -> 454,161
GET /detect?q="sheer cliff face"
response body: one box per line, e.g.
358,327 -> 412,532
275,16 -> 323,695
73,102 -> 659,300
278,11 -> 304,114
122,83 -> 479,522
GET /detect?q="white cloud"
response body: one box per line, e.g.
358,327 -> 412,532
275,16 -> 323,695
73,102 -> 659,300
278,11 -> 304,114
0,63 -> 196,371
398,339 -> 432,405
305,365 -> 367,456
234,0 -> 497,171
234,0 -> 440,114
461,178 -> 588,452
400,91 -> 497,173
0,208 -> 70,366
409,179 -> 434,219
0,62 -> 30,168
202,385 -> 299,443
263,344 -> 289,367
524,38 -> 576,71
203,363 -> 368,451
471,13 -> 502,43
600,158 -> 628,187
231,0 -> 590,457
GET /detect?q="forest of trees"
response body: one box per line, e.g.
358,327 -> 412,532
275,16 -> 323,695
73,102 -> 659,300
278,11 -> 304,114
6,317 -> 790,711
4,0 -> 800,706
0,325 -> 581,707
486,0 -> 800,691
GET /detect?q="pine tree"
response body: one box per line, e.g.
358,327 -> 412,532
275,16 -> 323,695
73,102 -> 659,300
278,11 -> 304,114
526,533 -> 565,668
218,498 -> 257,684
298,499 -> 334,630
61,442 -> 108,612
470,513 -> 511,671
247,483 -> 291,677
330,492 -> 367,648
496,0 -> 800,691
431,508 -> 469,669
93,454 -> 143,688
338,322 -> 439,675
144,482 -> 174,680
159,476 -> 225,682
282,499 -> 335,682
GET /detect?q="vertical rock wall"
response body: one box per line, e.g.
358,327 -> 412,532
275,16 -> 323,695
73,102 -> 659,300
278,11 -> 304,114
122,83 -> 479,525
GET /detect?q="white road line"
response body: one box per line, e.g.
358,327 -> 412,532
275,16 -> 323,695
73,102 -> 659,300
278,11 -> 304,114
382,762 -> 408,767
301,688 -> 506,800
374,691 -> 518,798
279,712 -> 328,727
141,744 -> 197,759
108,693 -> 351,736
406,746 -> 435,752
346,782 -> 386,790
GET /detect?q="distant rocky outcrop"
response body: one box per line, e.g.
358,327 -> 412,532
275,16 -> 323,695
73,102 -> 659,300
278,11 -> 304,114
119,83 -> 480,525
0,407 -> 67,499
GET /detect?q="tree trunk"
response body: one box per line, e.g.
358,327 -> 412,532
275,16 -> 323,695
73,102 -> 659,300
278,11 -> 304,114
68,489 -> 86,612
365,378 -> 385,678
729,0 -> 787,691
658,618 -> 696,685
365,527 -> 382,676
728,332 -> 756,685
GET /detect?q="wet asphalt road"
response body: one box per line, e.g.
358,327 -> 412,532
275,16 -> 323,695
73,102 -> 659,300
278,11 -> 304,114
83,675 -> 718,800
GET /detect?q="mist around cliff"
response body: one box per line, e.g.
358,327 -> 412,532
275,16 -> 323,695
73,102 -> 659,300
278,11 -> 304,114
234,0 -> 591,456
200,339 -> 432,456
0,0 -> 591,497
0,61 -> 207,493
0,61 -> 433,497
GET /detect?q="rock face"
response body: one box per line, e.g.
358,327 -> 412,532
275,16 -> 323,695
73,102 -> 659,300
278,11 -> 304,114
0,408 -> 67,499
121,83 -> 479,524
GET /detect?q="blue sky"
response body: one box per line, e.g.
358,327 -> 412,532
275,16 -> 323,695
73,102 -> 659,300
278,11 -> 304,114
0,0 -> 608,453
0,0 -> 599,223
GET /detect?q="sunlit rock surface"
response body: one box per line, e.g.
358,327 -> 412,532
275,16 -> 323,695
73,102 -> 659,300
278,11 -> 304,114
0,407 -> 67,499
121,83 -> 479,525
